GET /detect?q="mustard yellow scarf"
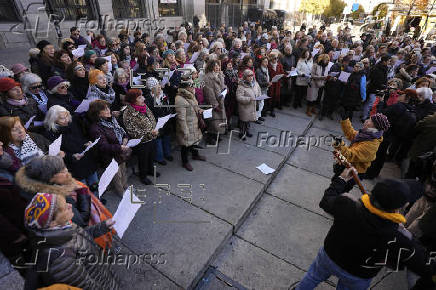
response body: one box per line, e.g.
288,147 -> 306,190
361,194 -> 406,224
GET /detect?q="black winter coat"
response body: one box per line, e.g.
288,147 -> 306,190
415,99 -> 436,122
25,223 -> 120,290
341,71 -> 364,109
367,62 -> 388,94
68,76 -> 89,101
0,97 -> 41,126
378,101 -> 416,140
319,177 -> 435,279
42,116 -> 99,180
47,92 -> 80,114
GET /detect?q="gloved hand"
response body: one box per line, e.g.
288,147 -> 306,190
333,137 -> 344,148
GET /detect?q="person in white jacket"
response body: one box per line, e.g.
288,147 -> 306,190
294,48 -> 313,109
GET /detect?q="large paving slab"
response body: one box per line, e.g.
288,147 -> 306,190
312,116 -> 364,135
206,138 -> 284,184
151,153 -> 264,226
306,127 -> 342,152
107,178 -> 232,289
236,194 -> 332,271
287,145 -> 335,179
212,236 -> 304,289
267,164 -> 333,218
260,111 -> 312,134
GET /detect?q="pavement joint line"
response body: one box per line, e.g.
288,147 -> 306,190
192,115 -> 317,289
285,163 -> 333,180
264,191 -> 333,221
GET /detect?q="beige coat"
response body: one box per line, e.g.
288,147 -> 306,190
175,88 -> 203,146
236,80 -> 261,122
203,71 -> 227,134
307,63 -> 329,102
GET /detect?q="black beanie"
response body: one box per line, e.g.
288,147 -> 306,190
36,40 -> 51,51
371,179 -> 410,211
94,57 -> 107,69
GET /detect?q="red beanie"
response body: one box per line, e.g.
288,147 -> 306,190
0,77 -> 20,92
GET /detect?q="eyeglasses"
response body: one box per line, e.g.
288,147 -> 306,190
59,85 -> 69,90
30,84 -> 43,90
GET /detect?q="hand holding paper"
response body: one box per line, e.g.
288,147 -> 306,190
126,138 -> 142,147
203,108 -> 213,119
256,94 -> 270,101
271,74 -> 284,83
338,71 -> 351,83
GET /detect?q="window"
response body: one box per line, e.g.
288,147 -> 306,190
46,0 -> 95,21
0,0 -> 19,22
112,0 -> 146,19
159,0 -> 182,17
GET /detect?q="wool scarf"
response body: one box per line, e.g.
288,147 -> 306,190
351,128 -> 383,145
99,117 -> 126,145
7,98 -> 27,106
131,103 -> 147,114
361,194 -> 406,224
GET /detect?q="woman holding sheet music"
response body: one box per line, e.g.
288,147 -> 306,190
306,54 -> 330,117
295,48 -> 313,110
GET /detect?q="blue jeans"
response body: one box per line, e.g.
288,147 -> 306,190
80,171 -> 99,195
297,247 -> 372,290
155,135 -> 172,162
361,93 -> 376,120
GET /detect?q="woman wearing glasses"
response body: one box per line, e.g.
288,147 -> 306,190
47,76 -> 79,114
20,73 -> 48,114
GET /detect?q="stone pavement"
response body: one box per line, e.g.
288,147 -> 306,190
100,105 -> 407,290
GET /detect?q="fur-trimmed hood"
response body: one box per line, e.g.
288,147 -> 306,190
15,166 -> 78,197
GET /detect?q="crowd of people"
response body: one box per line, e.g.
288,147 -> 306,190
1,19 -> 436,289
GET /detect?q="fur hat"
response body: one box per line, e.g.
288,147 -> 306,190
24,193 -> 58,229
88,69 -> 105,85
11,63 -> 28,75
0,65 -> 14,79
0,77 -> 20,92
26,155 -> 66,184
20,73 -> 42,94
370,113 -> 390,131
145,77 -> 159,90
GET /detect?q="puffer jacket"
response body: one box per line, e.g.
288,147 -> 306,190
203,72 -> 227,134
336,119 -> 383,173
14,167 -> 91,227
26,223 -> 120,290
0,97 -> 41,126
236,80 -> 260,122
175,88 -> 202,146
86,85 -> 116,104
122,104 -> 157,143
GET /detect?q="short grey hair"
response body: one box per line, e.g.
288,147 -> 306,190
113,68 -> 128,83
44,105 -> 71,132
20,73 -> 42,94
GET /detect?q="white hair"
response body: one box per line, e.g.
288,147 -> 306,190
178,31 -> 187,40
232,38 -> 242,48
48,81 -> 70,94
113,68 -> 128,82
416,87 -> 433,102
20,73 -> 42,94
44,105 -> 71,132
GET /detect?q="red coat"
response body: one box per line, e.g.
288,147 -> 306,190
268,62 -> 284,102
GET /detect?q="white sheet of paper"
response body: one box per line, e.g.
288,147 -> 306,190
48,135 -> 62,156
24,115 -> 36,129
311,48 -> 319,57
112,187 -> 142,239
33,121 -> 44,127
184,64 -> 195,70
287,70 -> 298,77
340,48 -> 350,56
80,137 -> 100,155
338,71 -> 351,83
184,42 -> 190,51
98,159 -> 119,198
426,66 -> 436,75
240,52 -> 247,59
256,163 -> 275,175
154,115 -> 170,131
203,108 -> 213,119
271,74 -> 284,83
78,44 -> 87,49
169,69 -> 175,79
329,71 -> 340,77
333,51 -> 340,60
104,55 -> 112,72
190,51 -> 200,63
266,43 -> 271,50
37,103 -> 47,113
75,99 -> 92,113
219,88 -> 228,99
256,94 -> 270,101
72,47 -> 85,58
85,35 -> 92,43
132,76 -> 142,85
326,62 -> 334,73
126,138 -> 142,147
353,55 -> 361,61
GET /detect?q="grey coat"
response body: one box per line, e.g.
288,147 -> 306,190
203,72 -> 227,134
175,88 -> 203,146
236,80 -> 261,122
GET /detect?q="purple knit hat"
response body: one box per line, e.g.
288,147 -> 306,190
371,113 -> 390,131
47,76 -> 67,91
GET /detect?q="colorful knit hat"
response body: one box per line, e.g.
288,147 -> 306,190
24,193 -> 57,230
89,69 -> 104,85
145,77 -> 159,90
371,113 -> 390,131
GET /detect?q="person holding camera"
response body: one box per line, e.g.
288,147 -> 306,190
296,167 -> 436,290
